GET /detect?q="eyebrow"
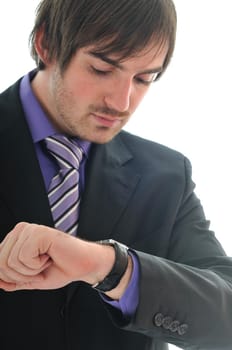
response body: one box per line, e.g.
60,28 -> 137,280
88,51 -> 163,75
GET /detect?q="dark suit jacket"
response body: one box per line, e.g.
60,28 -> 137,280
1,80 -> 232,350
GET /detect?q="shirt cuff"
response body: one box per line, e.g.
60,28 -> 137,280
100,251 -> 139,318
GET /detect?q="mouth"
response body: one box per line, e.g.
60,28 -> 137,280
91,113 -> 123,128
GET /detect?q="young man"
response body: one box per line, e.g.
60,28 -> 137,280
0,1 -> 231,349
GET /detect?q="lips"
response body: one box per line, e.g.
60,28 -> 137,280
91,113 -> 122,127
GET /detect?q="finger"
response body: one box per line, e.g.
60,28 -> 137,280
3,223 -> 51,275
0,269 -> 17,283
12,223 -> 53,271
0,280 -> 18,292
18,237 -> 52,271
1,238 -> 51,282
0,264 -> 48,284
0,222 -> 28,246
0,231 -> 25,282
0,274 -> 47,292
8,254 -> 52,277
9,243 -> 52,275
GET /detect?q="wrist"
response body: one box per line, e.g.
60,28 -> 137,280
80,239 -> 132,300
92,239 -> 129,293
83,243 -> 114,286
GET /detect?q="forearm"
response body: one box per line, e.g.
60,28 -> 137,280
120,251 -> 232,349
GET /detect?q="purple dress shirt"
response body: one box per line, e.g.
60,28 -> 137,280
19,71 -> 139,318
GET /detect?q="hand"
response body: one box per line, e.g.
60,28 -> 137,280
0,222 -> 51,289
0,222 -> 115,291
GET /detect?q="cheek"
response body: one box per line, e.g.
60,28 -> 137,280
73,80 -> 100,104
65,69 -> 109,104
62,72 -> 93,100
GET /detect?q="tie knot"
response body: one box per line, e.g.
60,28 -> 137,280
44,135 -> 83,170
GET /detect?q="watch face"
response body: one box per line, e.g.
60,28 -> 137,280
99,239 -> 128,249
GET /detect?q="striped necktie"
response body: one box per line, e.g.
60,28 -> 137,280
44,135 -> 84,235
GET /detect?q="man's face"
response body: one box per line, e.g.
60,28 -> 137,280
34,43 -> 168,143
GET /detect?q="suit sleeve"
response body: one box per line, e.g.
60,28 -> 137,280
106,157 -> 232,349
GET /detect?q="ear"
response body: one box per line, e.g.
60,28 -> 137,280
34,26 -> 50,66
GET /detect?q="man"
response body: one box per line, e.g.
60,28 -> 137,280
0,1 -> 231,349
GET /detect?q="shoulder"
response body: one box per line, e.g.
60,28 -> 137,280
118,130 -> 188,171
0,79 -> 21,103
0,79 -> 23,130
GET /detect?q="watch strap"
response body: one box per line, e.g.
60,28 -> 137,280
92,239 -> 128,292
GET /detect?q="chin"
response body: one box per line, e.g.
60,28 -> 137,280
95,131 -> 121,144
83,128 -> 120,144
87,135 -> 115,144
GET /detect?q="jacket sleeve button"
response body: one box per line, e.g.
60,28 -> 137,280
178,323 -> 189,336
153,313 -> 164,327
162,316 -> 173,330
169,320 -> 180,333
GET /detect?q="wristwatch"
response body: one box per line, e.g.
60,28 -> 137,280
92,239 -> 129,292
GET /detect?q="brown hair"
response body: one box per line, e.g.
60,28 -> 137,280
29,0 -> 177,78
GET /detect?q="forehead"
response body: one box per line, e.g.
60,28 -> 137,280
122,43 -> 168,69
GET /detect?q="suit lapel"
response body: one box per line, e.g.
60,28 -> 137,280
78,134 -> 141,242
0,81 -> 53,229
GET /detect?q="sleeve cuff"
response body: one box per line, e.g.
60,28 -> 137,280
100,251 -> 139,318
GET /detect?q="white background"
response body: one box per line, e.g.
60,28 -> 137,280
0,2 -> 231,349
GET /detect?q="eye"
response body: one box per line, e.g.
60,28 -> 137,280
134,72 -> 159,86
91,66 -> 111,76
134,77 -> 153,86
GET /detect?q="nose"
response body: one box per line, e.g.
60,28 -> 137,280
104,78 -> 132,113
